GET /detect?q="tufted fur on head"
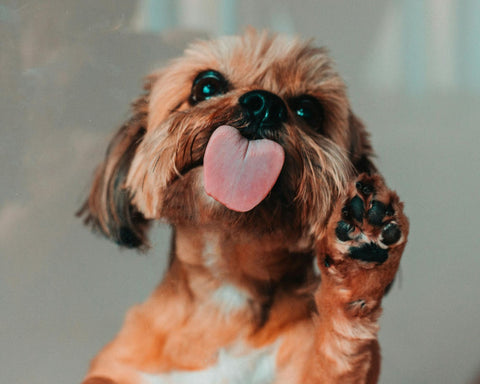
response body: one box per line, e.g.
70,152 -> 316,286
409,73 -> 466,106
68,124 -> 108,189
78,30 -> 375,250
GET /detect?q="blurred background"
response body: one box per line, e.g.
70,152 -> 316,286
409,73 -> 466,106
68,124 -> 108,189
1,0 -> 479,383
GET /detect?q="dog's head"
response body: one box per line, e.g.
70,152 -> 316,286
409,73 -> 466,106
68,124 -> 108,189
78,30 -> 375,249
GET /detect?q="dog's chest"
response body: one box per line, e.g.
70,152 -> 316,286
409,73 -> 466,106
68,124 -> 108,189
142,343 -> 278,384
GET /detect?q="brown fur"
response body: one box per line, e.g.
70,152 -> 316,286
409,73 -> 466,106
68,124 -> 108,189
79,30 -> 408,384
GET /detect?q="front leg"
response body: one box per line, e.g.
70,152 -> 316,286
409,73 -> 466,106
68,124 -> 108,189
308,174 -> 409,384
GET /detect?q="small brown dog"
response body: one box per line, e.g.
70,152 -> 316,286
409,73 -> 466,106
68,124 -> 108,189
78,30 -> 408,384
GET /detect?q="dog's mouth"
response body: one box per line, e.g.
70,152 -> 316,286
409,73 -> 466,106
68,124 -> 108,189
177,124 -> 286,213
203,125 -> 285,212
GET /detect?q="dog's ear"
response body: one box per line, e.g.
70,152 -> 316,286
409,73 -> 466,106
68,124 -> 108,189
347,111 -> 377,175
77,77 -> 156,249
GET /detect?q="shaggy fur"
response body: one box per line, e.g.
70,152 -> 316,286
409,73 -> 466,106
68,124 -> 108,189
78,30 -> 408,384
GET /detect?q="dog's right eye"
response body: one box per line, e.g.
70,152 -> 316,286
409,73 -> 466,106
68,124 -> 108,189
190,70 -> 229,104
289,95 -> 324,132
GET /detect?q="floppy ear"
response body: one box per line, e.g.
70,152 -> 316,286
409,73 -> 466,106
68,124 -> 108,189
77,78 -> 155,249
347,111 -> 378,175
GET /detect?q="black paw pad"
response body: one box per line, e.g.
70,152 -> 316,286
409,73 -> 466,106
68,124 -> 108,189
335,221 -> 355,241
349,196 -> 365,222
349,243 -> 389,264
356,181 -> 374,197
367,200 -> 388,226
381,222 -> 402,245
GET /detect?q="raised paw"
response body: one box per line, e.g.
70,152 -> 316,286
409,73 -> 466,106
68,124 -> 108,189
334,175 -> 406,264
317,173 -> 409,315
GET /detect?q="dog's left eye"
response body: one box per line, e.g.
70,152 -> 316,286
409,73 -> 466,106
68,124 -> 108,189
290,96 -> 324,130
190,70 -> 229,104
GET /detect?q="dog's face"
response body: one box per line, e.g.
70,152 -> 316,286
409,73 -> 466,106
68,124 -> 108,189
79,31 -> 374,249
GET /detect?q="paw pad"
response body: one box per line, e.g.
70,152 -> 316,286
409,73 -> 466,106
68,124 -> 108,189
335,221 -> 355,241
355,180 -> 374,196
349,195 -> 365,222
381,222 -> 402,246
350,243 -> 388,264
334,175 -> 404,264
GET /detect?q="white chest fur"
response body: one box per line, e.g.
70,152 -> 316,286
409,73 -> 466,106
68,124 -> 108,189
141,342 -> 278,384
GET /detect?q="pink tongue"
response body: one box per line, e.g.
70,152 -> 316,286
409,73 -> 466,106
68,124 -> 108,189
204,125 -> 285,212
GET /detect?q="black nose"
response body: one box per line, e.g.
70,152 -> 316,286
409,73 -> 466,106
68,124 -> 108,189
239,90 -> 287,134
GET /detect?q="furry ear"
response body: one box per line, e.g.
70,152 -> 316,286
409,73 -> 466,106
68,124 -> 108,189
347,111 -> 377,175
77,78 -> 155,249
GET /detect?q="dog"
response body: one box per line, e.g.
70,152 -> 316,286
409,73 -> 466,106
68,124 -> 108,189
78,30 -> 409,384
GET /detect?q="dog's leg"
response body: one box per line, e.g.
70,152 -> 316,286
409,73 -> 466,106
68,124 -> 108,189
307,174 -> 409,384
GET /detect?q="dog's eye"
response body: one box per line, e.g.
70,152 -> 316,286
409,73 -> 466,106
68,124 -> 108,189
290,96 -> 324,130
190,70 -> 228,104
